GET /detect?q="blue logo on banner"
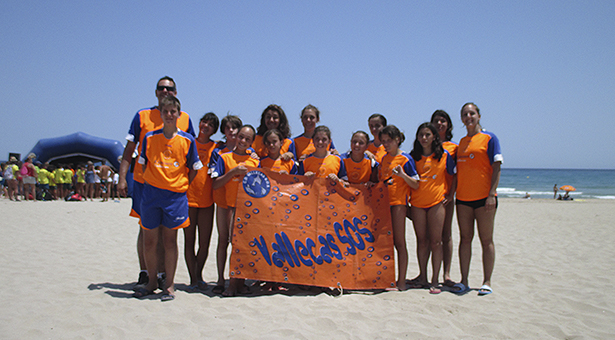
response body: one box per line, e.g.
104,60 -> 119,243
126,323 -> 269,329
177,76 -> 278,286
243,170 -> 271,198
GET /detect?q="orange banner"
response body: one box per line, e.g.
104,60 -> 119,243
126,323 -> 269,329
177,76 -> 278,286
229,168 -> 395,290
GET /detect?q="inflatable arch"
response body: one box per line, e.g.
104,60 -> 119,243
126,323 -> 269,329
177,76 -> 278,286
27,132 -> 124,169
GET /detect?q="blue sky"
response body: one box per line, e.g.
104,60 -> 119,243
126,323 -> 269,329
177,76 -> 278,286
2,1 -> 614,169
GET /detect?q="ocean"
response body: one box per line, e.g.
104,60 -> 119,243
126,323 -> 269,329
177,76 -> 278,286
497,168 -> 615,200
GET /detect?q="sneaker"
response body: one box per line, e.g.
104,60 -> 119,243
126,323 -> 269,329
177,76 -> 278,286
157,273 -> 166,290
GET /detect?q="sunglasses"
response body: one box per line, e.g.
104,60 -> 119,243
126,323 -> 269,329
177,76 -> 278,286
156,85 -> 176,92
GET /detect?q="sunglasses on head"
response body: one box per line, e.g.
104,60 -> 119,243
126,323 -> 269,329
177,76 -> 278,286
156,85 -> 176,92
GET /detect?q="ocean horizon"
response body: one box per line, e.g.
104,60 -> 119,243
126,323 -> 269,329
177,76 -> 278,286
498,168 -> 615,200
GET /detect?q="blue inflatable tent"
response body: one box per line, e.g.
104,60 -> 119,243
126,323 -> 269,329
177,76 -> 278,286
26,132 -> 134,195
27,132 -> 124,169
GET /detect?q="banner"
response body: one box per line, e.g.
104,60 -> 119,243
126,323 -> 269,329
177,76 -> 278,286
229,167 -> 395,290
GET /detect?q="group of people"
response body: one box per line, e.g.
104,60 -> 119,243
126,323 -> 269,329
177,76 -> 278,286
123,76 -> 503,301
1,157 -> 122,202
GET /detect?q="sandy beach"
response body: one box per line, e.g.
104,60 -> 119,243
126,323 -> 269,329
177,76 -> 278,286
1,197 -> 614,339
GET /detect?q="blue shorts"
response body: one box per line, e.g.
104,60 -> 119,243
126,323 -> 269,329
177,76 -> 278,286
130,181 -> 144,218
40,184 -> 50,190
140,184 -> 190,230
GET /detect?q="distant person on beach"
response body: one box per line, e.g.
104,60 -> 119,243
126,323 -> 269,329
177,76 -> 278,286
75,164 -> 86,197
553,184 -> 558,199
21,155 -> 37,201
118,76 -> 195,290
53,164 -> 66,200
47,164 -> 57,200
111,171 -> 120,201
133,95 -> 201,301
99,161 -> 111,202
94,165 -> 102,198
3,158 -> 18,201
1,163 -> 8,199
85,162 -> 95,201
454,102 -> 503,296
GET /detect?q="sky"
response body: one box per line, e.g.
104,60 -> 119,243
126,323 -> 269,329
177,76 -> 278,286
1,1 -> 614,169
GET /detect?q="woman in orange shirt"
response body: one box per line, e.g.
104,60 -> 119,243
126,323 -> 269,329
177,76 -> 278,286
209,115 -> 242,294
408,123 -> 455,294
378,125 -> 419,290
340,131 -> 378,185
253,104 -> 294,160
260,129 -> 298,175
454,103 -> 503,296
211,125 -> 259,297
298,126 -> 346,183
366,113 -> 387,163
184,112 -> 219,290
430,110 -> 458,288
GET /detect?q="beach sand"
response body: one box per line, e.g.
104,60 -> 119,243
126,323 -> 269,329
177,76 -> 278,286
1,198 -> 614,339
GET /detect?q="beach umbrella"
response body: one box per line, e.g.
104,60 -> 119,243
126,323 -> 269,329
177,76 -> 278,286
559,185 -> 576,192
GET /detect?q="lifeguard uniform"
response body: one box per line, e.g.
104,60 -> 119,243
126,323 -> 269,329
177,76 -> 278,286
378,152 -> 419,206
76,168 -> 85,184
410,151 -> 456,208
186,139 -> 217,208
456,130 -> 503,203
138,129 -> 202,229
53,168 -> 65,186
340,152 -> 378,184
253,135 -> 294,159
48,170 -> 56,190
210,152 -> 259,208
292,133 -> 335,160
298,154 -> 347,179
38,168 -> 50,190
366,141 -> 386,163
442,141 -> 458,195
63,168 -> 73,190
126,106 -> 194,218
259,157 -> 298,174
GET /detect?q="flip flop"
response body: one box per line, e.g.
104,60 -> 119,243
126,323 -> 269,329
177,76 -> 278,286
429,286 -> 442,294
451,282 -> 470,295
161,293 -> 175,302
478,284 -> 493,296
132,287 -> 156,299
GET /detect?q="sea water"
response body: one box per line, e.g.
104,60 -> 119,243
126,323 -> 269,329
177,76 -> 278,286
497,168 -> 615,199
